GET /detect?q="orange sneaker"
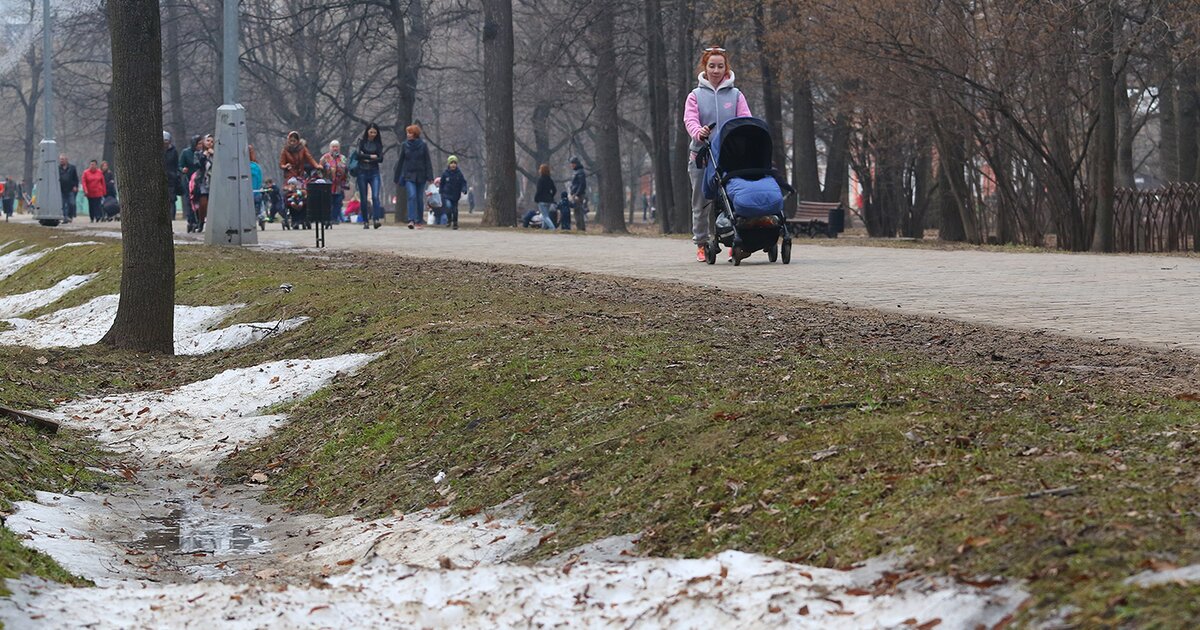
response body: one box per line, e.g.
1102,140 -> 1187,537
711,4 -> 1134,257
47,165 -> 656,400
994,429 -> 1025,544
696,245 -> 706,262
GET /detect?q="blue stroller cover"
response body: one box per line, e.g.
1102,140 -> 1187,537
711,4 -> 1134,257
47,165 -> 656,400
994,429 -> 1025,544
703,117 -> 784,218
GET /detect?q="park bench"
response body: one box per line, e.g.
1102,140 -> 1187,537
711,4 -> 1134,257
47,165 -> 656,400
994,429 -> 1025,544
786,201 -> 845,238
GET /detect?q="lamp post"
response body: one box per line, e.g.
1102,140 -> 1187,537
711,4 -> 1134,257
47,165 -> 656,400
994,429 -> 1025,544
205,0 -> 255,245
33,0 -> 62,226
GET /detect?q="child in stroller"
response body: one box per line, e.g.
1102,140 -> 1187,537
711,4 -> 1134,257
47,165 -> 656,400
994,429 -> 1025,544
701,117 -> 792,265
284,176 -> 310,230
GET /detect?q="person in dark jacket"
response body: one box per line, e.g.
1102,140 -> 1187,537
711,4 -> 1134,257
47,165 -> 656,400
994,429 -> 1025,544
1,176 -> 14,220
58,155 -> 79,222
179,135 -> 202,231
100,161 -> 116,200
556,190 -> 572,231
163,131 -> 180,220
533,163 -> 557,230
393,124 -> 433,229
437,155 -> 469,230
568,156 -> 587,231
356,122 -> 385,229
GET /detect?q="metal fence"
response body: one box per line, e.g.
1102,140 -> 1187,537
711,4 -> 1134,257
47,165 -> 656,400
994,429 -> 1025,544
1114,183 -> 1200,253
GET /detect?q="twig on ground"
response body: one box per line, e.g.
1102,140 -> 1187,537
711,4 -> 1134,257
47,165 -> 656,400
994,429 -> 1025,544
982,486 -> 1079,504
0,404 -> 60,433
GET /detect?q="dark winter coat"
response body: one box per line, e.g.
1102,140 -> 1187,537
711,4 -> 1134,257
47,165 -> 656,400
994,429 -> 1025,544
439,167 -> 468,202
164,144 -> 180,185
534,174 -> 557,203
58,163 -> 79,193
569,164 -> 587,197
393,138 -> 432,184
356,137 -> 383,174
103,170 -> 116,198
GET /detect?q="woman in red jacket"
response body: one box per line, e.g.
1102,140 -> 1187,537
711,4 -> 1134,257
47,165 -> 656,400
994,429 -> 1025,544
279,131 -> 320,181
81,160 -> 106,223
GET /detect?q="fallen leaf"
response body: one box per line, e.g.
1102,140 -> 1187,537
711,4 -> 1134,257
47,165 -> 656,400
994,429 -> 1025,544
446,599 -> 469,606
956,536 -> 992,555
309,605 -> 329,614
798,605 -> 810,616
916,620 -> 942,630
336,559 -> 355,567
270,376 -> 280,384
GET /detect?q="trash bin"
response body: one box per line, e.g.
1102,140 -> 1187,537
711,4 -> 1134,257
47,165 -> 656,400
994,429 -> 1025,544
307,179 -> 332,225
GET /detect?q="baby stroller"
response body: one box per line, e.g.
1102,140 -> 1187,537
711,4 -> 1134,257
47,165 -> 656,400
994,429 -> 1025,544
701,117 -> 792,266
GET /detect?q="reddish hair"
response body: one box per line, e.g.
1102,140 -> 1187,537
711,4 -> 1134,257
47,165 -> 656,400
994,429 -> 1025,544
405,124 -> 422,138
698,48 -> 732,76
538,163 -> 550,176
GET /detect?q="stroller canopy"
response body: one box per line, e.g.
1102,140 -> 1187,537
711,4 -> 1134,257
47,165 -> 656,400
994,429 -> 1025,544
703,117 -> 784,218
712,117 -> 774,174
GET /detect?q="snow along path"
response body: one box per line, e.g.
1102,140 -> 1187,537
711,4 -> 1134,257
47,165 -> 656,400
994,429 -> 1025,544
0,240 -> 102,281
1,357 -> 1029,628
0,273 -> 96,317
0,294 -> 309,355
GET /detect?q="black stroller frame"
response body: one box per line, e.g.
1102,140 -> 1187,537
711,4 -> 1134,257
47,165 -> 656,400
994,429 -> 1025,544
700,118 -> 793,266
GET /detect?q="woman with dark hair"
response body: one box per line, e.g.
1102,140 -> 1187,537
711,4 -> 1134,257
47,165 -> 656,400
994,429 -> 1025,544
683,46 -> 751,262
393,124 -> 432,229
179,134 -> 203,232
356,123 -> 384,229
533,163 -> 557,230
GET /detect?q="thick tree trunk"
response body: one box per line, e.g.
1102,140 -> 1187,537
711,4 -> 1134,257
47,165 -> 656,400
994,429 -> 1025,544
480,0 -> 516,226
902,141 -> 932,239
21,39 -> 39,192
644,0 -> 676,233
102,86 -> 116,165
792,74 -> 821,203
594,8 -> 625,233
100,0 -> 174,354
1091,1 -> 1116,252
822,111 -> 851,203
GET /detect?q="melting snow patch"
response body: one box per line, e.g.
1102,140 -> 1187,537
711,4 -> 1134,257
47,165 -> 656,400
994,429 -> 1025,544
1126,564 -> 1200,587
0,245 -> 45,280
0,273 -> 96,318
2,551 -> 1026,629
49,354 -> 378,468
0,295 -> 309,354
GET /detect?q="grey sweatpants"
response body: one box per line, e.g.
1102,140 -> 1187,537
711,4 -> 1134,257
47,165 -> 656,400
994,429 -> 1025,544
689,164 -> 711,245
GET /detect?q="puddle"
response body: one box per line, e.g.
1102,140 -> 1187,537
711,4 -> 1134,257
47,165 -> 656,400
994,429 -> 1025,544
134,502 -> 264,556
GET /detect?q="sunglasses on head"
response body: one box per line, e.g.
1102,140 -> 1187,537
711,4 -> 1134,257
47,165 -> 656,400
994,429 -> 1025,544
704,47 -> 726,53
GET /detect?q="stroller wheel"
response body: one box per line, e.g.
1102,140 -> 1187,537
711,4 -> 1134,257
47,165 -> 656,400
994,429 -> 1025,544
705,242 -> 717,265
768,244 -> 778,263
781,240 -> 792,264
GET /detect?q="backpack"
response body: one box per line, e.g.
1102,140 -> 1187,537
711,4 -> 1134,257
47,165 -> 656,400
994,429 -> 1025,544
348,151 -> 360,178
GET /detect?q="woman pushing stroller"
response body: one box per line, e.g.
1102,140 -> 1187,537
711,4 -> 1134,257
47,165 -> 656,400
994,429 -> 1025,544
683,46 -> 751,262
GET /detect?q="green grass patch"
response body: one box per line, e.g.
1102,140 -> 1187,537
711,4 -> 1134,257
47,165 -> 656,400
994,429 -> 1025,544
2,222 -> 1200,624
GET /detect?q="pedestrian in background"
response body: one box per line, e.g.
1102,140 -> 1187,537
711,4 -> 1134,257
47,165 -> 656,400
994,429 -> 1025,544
394,124 -> 433,230
356,122 -> 385,229
438,155 -> 468,230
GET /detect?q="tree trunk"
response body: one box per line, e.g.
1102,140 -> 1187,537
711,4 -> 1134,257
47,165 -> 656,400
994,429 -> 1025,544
100,0 -> 174,354
594,7 -> 625,233
21,38 -> 40,192
390,0 -> 427,222
644,0 -> 676,233
1116,59 -> 1135,188
480,0 -> 516,226
792,74 -> 821,202
753,5 -> 787,175
164,0 -> 186,142
102,86 -> 116,165
1178,57 -> 1199,183
1158,46 -> 1179,182
822,111 -> 851,203
669,0 -> 695,234
1090,0 -> 1116,252
902,141 -> 932,238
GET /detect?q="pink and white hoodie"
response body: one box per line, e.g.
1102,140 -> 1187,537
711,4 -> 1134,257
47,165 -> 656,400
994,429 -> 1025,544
683,71 -> 752,153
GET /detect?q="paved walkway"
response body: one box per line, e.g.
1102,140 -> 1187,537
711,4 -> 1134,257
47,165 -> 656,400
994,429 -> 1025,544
19,214 -> 1200,352
251,220 -> 1200,353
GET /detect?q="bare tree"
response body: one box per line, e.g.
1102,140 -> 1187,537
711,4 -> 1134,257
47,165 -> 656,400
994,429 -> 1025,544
480,0 -> 516,226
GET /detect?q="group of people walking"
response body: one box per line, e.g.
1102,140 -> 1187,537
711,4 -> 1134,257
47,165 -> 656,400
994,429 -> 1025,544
528,157 -> 588,231
57,154 -> 118,223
